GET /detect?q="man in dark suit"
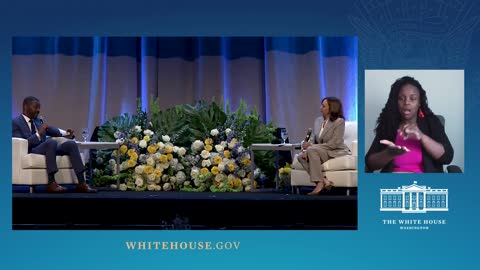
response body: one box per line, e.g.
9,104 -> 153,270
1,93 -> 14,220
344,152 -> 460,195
12,96 -> 96,193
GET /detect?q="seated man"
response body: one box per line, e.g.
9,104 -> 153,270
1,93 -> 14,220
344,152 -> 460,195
12,96 -> 96,193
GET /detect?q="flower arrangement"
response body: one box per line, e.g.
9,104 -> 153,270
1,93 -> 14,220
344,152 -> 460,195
278,163 -> 292,191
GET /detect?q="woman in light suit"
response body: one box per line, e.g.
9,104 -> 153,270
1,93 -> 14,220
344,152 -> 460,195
297,97 -> 350,195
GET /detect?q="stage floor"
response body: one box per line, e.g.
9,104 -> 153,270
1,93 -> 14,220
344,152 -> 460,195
13,188 -> 357,230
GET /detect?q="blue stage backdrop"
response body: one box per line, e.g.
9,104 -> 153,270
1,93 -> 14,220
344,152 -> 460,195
12,37 -> 357,143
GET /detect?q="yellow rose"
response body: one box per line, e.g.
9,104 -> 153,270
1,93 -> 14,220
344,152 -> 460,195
228,163 -> 235,172
165,145 -> 173,154
159,154 -> 168,163
130,152 -> 138,161
200,168 -> 209,175
228,179 -> 234,188
242,158 -> 251,167
127,149 -> 135,156
131,137 -> 139,144
112,150 -> 118,157
127,159 -> 136,168
233,178 -> 242,189
144,165 -> 154,175
204,138 -> 213,145
147,145 -> 157,154
247,172 -> 251,179
213,155 -> 222,165
154,169 -> 162,178
279,168 -> 285,174
143,135 -> 150,142
120,145 -> 128,154
166,153 -> 173,161
205,144 -> 213,152
224,150 -> 231,158
211,166 -> 219,175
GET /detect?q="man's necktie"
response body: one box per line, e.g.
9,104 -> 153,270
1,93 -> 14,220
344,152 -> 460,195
29,119 -> 37,135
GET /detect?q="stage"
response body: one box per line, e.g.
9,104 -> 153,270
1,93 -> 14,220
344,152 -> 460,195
12,187 -> 357,230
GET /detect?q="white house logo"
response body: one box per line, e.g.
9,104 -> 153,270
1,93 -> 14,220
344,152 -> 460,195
380,181 -> 448,213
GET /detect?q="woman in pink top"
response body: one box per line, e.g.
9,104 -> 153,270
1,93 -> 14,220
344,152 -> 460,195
365,76 -> 454,173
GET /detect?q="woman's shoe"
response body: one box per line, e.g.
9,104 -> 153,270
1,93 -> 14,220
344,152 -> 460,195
323,178 -> 335,191
307,182 -> 324,195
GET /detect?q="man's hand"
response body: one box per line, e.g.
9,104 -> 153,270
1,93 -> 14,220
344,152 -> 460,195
38,123 -> 49,136
302,141 -> 311,149
380,139 -> 410,157
66,129 -> 75,135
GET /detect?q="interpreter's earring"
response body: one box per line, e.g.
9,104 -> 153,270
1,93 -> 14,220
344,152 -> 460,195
418,109 -> 425,118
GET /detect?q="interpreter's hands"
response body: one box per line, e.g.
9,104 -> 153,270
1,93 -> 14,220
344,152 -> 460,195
38,123 -> 49,136
302,141 -> 311,149
399,124 -> 423,140
380,139 -> 410,157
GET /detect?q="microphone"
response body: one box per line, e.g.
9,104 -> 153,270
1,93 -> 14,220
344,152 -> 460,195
304,128 -> 313,142
38,116 -> 44,124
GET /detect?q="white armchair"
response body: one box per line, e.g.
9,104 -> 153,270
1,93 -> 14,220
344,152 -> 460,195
290,119 -> 358,195
12,137 -> 84,193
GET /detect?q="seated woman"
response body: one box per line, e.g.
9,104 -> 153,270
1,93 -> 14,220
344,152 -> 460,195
297,97 -> 351,195
365,76 -> 453,173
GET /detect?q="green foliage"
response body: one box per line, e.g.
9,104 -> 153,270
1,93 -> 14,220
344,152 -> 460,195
183,100 -> 227,140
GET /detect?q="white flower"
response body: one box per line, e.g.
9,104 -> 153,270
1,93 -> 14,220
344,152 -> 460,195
225,128 -> 232,135
159,162 -> 170,170
119,183 -> 128,191
108,159 -> 116,166
161,174 -> 169,182
143,129 -> 154,136
135,165 -> 144,174
154,185 -> 161,191
242,178 -> 251,186
170,158 -> 179,168
200,150 -> 211,159
191,140 -> 205,152
237,146 -> 245,153
218,182 -> 225,188
114,131 -> 121,139
191,168 -> 199,178
238,169 -> 246,178
135,177 -> 144,187
169,176 -> 177,184
93,168 -> 100,176
215,173 -> 225,182
228,140 -> 237,149
176,171 -> 186,184
173,146 -> 179,153
110,184 -> 117,189
176,163 -> 184,170
214,144 -> 224,152
147,184 -> 156,191
228,174 -> 236,181
115,138 -> 125,144
163,183 -> 172,191
218,162 -> 226,171
135,125 -> 142,132
146,157 -> 155,166
139,140 -> 147,148
147,174 -> 156,183
210,129 -> 219,136
184,181 -> 191,186
254,168 -> 261,178
245,185 -> 252,192
221,141 -> 227,147
177,147 -> 186,156
157,142 -> 165,149
194,179 -> 201,187
153,153 -> 161,160
202,159 -> 211,168
162,135 -> 171,142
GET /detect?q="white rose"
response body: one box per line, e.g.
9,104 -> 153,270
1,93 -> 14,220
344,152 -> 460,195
114,131 -> 121,139
242,178 -> 251,186
160,162 -> 170,169
218,162 -> 226,171
228,140 -> 237,149
135,177 -> 144,187
202,159 -> 211,168
221,141 -> 227,147
237,146 -> 245,153
176,171 -> 186,184
214,144 -> 224,152
194,179 -> 201,187
154,185 -> 161,191
163,183 -> 172,191
134,125 -> 142,132
135,165 -> 144,174
225,128 -> 232,135
215,173 -> 225,182
219,182 -> 225,188
119,183 -> 128,191
173,146 -> 179,153
116,138 -> 125,144
245,185 -> 252,192
147,184 -> 156,191
162,135 -> 171,142
254,168 -> 261,178
191,168 -> 200,178
184,181 -> 191,186
210,129 -> 219,136
146,157 -> 155,166
109,159 -> 116,166
169,176 -> 177,183
228,174 -> 236,181
143,129 -> 154,136
191,140 -> 204,152
200,150 -> 211,159
139,140 -> 147,148
161,174 -> 169,181
147,174 -> 156,182
157,142 -> 165,149
176,163 -> 184,170
177,147 -> 187,156
170,158 -> 178,168
154,153 -> 161,160
238,169 -> 246,178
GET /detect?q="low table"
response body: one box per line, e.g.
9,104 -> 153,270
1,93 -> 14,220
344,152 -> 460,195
76,141 -> 121,189
249,143 -> 300,192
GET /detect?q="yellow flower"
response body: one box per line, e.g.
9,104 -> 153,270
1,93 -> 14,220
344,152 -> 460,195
228,179 -> 234,188
131,137 -> 139,144
127,149 -> 136,156
204,138 -> 213,145
241,158 -> 251,167
144,165 -> 154,175
112,150 -> 118,157
213,155 -> 222,165
233,178 -> 242,189
166,153 -> 173,161
120,145 -> 128,154
154,169 -> 162,178
279,168 -> 285,174
228,163 -> 235,172
159,154 -> 168,163
130,152 -> 138,161
127,159 -> 136,168
247,172 -> 251,179
165,145 -> 173,153
224,150 -> 231,158
211,166 -> 219,175
205,144 -> 213,152
143,135 -> 150,142
147,145 -> 157,154
200,168 -> 209,175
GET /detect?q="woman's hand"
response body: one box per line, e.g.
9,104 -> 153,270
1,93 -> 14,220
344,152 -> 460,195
399,124 -> 423,140
380,139 -> 410,157
299,151 -> 308,160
